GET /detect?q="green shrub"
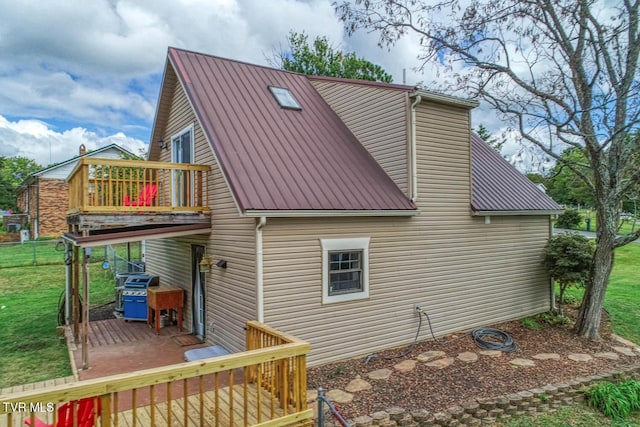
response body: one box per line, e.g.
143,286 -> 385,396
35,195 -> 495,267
555,208 -> 583,229
587,380 -> 640,419
521,317 -> 543,330
537,311 -> 573,327
543,233 -> 595,314
561,293 -> 578,306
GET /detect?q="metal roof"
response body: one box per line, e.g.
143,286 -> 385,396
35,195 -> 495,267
470,133 -> 563,214
168,47 -> 416,213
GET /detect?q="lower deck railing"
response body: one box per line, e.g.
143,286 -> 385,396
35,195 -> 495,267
0,322 -> 311,427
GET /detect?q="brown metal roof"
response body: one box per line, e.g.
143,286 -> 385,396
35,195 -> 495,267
168,47 -> 416,213
470,133 -> 563,213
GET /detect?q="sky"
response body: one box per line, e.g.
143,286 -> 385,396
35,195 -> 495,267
0,0 -> 515,169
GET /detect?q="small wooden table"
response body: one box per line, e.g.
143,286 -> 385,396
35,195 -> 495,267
147,286 -> 184,334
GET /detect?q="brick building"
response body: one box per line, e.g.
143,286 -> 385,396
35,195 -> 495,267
16,144 -> 136,238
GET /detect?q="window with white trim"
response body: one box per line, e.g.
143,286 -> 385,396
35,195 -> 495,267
321,237 -> 370,304
171,125 -> 194,207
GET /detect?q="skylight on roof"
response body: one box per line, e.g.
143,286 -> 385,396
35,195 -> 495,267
269,86 -> 302,110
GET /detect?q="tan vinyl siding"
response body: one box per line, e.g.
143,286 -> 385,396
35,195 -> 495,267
145,70 -> 256,354
311,81 -> 408,194
262,100 -> 551,366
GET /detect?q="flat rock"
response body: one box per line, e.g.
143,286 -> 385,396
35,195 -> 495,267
613,346 -> 638,357
367,368 -> 393,380
424,357 -> 455,369
345,378 -> 372,393
394,359 -> 417,373
532,353 -> 560,360
510,358 -> 535,367
457,352 -> 478,362
568,353 -> 593,362
612,334 -> 638,348
325,389 -> 353,403
417,350 -> 446,362
306,389 -> 318,402
594,352 -> 619,360
479,350 -> 502,357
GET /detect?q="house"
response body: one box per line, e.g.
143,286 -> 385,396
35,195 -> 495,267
138,47 -> 562,366
17,144 -> 135,238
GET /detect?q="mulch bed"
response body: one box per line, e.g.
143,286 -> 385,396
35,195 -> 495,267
307,308 -> 639,419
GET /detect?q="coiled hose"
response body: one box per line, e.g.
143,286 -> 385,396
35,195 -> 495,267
471,327 -> 517,352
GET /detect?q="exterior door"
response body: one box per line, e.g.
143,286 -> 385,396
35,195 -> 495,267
192,245 -> 206,339
172,127 -> 193,207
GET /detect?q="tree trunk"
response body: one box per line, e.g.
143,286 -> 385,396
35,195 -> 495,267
574,216 -> 616,339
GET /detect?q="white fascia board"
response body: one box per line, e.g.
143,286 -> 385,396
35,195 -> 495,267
243,209 -> 420,218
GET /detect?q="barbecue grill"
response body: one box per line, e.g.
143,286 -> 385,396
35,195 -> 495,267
122,274 -> 159,321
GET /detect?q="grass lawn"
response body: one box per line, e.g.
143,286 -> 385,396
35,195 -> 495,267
0,245 -> 126,388
498,404 -> 640,426
559,209 -> 639,235
0,239 -> 65,268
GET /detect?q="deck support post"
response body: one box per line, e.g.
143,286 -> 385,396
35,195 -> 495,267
82,247 -> 90,370
73,245 -> 80,344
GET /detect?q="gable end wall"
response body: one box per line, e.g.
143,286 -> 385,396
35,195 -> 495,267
311,81 -> 409,194
261,99 -> 552,366
144,72 -> 257,353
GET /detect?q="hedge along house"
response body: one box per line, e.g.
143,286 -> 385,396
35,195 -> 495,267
143,47 -> 562,366
16,144 -> 135,239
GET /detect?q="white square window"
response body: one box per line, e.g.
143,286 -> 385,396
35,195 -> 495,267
321,237 -> 370,304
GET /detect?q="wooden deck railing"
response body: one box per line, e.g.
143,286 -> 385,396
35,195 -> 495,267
67,158 -> 210,214
0,322 -> 312,427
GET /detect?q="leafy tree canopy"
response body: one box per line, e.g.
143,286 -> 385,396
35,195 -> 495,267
546,148 -> 594,208
474,124 -> 505,153
277,31 -> 393,83
0,156 -> 42,211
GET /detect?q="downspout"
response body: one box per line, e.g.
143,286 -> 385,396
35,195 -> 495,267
549,216 -> 556,311
409,95 -> 422,202
255,216 -> 267,323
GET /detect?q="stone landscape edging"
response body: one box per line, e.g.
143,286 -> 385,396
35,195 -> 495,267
322,364 -> 640,427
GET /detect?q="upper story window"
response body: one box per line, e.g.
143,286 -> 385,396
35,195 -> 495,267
269,86 -> 302,110
172,125 -> 194,164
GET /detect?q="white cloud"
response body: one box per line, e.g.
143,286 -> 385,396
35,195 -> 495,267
0,0 -> 515,167
0,115 -> 146,167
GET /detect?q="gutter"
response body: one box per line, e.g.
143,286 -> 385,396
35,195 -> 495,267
255,216 -> 267,323
472,209 -> 564,216
243,209 -> 418,218
409,95 -> 422,202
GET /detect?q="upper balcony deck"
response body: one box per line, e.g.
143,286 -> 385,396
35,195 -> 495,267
66,158 -> 211,233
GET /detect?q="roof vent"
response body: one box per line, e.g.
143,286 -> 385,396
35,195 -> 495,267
79,144 -> 86,156
269,86 -> 301,110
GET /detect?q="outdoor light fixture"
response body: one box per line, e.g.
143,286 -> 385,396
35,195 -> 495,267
199,256 -> 212,273
158,139 -> 168,150
216,259 -> 228,269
